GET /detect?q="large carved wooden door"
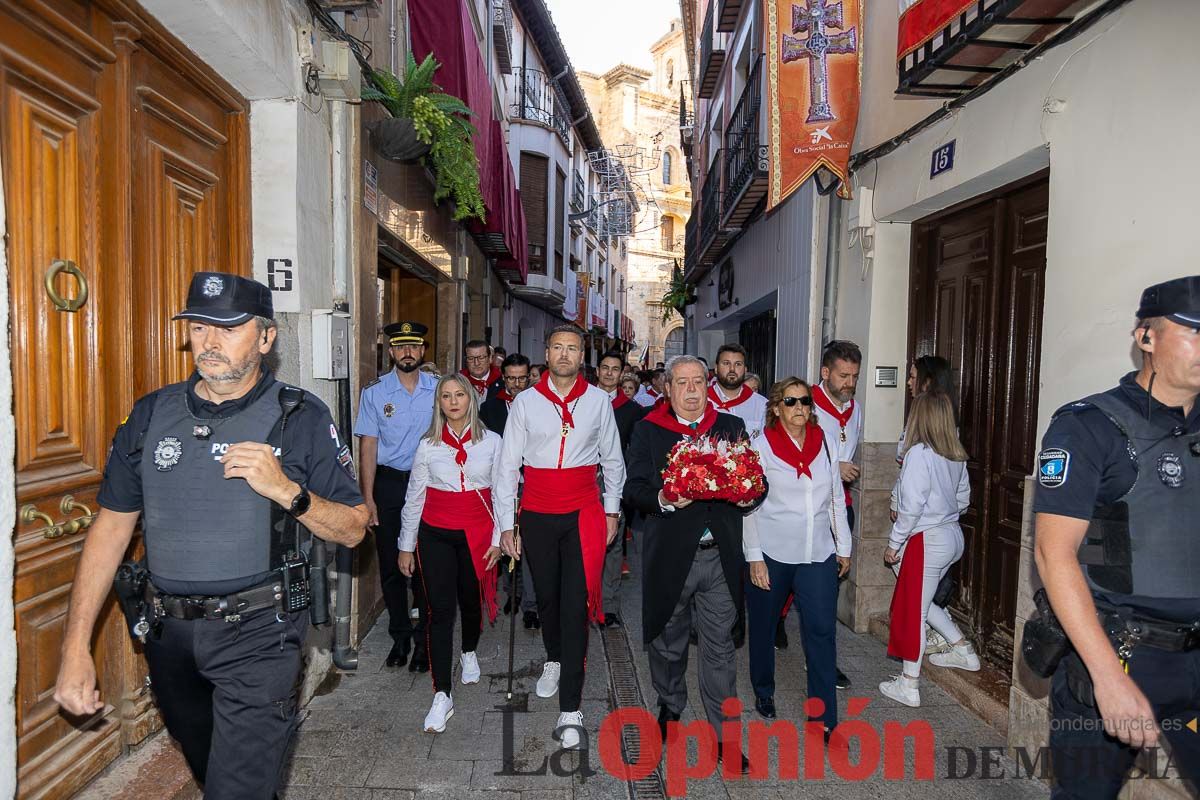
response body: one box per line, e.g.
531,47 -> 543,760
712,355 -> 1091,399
2,2 -> 248,797
909,173 -> 1048,668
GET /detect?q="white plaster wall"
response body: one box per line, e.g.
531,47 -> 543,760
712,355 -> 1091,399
0,150 -> 16,800
853,2 -> 1200,441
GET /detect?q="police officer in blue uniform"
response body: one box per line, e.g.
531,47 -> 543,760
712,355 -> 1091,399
1033,276 -> 1200,799
53,272 -> 368,799
355,321 -> 437,670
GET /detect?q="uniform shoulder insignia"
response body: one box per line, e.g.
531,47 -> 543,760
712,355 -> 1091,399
1037,448 -> 1070,488
362,377 -> 382,391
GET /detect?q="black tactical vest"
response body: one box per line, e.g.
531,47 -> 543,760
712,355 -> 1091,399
1075,393 -> 1200,606
140,381 -> 284,585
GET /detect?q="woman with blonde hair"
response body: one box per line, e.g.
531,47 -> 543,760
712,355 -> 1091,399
880,390 -> 978,708
743,377 -> 850,732
398,374 -> 503,732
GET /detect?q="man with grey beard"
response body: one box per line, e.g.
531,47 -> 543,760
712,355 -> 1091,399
54,272 -> 368,798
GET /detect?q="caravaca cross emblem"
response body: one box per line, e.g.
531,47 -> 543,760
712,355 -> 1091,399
781,0 -> 858,124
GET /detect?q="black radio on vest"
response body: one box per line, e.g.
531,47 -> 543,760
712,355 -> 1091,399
276,386 -> 319,618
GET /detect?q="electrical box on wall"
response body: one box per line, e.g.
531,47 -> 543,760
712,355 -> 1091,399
312,310 -> 351,380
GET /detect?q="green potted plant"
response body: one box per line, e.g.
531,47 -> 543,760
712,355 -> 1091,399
363,54 -> 486,222
660,260 -> 695,323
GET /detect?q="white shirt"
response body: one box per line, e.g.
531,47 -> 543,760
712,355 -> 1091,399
812,382 -> 863,464
493,381 -> 626,531
743,429 -> 851,563
709,385 -> 768,437
633,386 -> 659,407
888,443 -> 971,550
398,429 -> 503,552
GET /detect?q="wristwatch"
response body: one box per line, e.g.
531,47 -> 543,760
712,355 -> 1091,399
288,484 -> 311,517
605,512 -> 621,519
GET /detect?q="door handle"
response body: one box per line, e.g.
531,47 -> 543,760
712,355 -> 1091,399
59,495 -> 96,535
991,473 -> 1002,485
44,259 -> 89,312
21,504 -> 63,539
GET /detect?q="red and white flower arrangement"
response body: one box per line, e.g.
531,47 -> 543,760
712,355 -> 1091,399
660,436 -> 766,505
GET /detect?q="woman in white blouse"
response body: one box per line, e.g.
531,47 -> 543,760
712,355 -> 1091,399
743,377 -> 851,733
398,374 -> 503,733
880,390 -> 979,709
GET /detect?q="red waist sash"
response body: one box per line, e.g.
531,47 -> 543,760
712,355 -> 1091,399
522,465 -> 606,623
887,532 -> 925,662
422,487 -> 499,625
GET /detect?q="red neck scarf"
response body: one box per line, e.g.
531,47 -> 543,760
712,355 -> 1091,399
611,390 -> 630,411
763,421 -> 824,479
441,424 -> 470,467
813,384 -> 854,430
708,383 -> 753,411
495,389 -> 515,404
461,366 -> 500,396
643,402 -> 718,438
533,372 -> 588,428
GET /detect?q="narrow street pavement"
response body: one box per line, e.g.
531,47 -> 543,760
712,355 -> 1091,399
279,558 -> 1051,800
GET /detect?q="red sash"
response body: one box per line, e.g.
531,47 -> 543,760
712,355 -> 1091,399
887,533 -> 925,662
708,383 -> 753,411
522,465 -> 606,624
643,402 -> 717,438
813,384 -> 855,506
495,389 -> 515,403
612,391 -> 630,411
763,422 -> 824,479
462,366 -> 500,396
422,487 -> 499,625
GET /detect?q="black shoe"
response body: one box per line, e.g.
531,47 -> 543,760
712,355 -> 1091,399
503,597 -> 513,614
774,618 -> 788,650
754,696 -> 776,719
715,745 -> 751,775
523,610 -> 539,629
657,705 -> 681,742
603,613 -> 622,628
835,667 -> 851,690
409,642 -> 429,673
688,629 -> 698,646
385,642 -> 408,668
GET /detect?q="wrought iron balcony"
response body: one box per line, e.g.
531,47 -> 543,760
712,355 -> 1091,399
698,4 -> 725,100
722,55 -> 768,230
695,151 -> 733,273
684,215 -> 698,279
717,0 -> 743,32
513,67 -> 570,146
679,80 -> 695,156
571,170 -> 585,214
493,0 -> 514,74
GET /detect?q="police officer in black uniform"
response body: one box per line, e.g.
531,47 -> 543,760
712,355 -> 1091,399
1033,276 -> 1200,799
53,272 -> 369,799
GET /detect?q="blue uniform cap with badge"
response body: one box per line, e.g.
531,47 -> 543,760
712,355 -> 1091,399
173,271 -> 274,327
384,320 -> 428,347
1136,274 -> 1200,329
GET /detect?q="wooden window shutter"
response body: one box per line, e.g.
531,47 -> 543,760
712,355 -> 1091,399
521,152 -> 549,274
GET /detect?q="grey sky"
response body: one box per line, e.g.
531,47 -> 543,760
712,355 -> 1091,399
543,0 -> 679,75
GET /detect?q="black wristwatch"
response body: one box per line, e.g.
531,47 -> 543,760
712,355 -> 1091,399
288,484 -> 311,517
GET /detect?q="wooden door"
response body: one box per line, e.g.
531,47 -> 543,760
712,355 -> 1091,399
2,2 -> 249,797
909,173 -> 1048,668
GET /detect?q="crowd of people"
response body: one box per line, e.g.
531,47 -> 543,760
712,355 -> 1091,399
358,322 -> 977,766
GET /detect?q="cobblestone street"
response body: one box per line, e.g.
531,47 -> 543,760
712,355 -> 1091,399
279,563 -> 1051,800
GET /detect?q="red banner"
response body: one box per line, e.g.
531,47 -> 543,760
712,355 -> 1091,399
897,0 -> 974,60
765,0 -> 863,207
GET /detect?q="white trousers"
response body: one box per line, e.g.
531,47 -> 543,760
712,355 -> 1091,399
892,526 -> 966,677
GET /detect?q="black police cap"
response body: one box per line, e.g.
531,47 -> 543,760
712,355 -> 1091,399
173,272 -> 273,326
384,321 -> 428,346
1137,275 -> 1200,328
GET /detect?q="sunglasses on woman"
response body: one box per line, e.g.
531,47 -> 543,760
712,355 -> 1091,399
781,395 -> 813,407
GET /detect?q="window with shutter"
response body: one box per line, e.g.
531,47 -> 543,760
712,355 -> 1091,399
521,152 -> 549,274
554,168 -> 566,282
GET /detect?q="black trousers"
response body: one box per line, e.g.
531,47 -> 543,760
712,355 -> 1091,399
1050,647 -> 1199,798
520,508 -> 589,713
374,466 -> 426,647
415,522 -> 483,694
144,607 -> 306,799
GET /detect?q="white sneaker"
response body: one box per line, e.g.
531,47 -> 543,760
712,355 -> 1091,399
536,661 -> 561,698
423,692 -> 454,733
879,675 -> 921,707
555,710 -> 585,750
460,651 -> 481,684
925,627 -> 953,654
929,643 -> 981,672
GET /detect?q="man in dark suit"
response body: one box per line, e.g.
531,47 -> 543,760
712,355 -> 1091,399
624,355 -> 761,774
480,352 -> 531,436
596,351 -> 647,627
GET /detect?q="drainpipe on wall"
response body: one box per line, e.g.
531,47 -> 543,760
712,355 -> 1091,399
820,194 -> 841,349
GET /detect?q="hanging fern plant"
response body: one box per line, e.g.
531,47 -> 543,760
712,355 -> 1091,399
660,261 -> 695,324
363,54 -> 486,223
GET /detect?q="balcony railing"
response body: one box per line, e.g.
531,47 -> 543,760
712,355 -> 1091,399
683,215 -> 698,278
513,67 -> 570,146
493,0 -> 513,74
717,0 -> 744,32
571,170 -> 585,213
722,55 -> 768,229
698,4 -> 725,99
699,151 -> 723,252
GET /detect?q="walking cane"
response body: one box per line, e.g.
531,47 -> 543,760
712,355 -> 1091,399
505,517 -> 521,702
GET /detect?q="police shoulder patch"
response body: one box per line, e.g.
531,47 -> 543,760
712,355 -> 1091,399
362,377 -> 381,391
336,444 -> 356,480
1038,448 -> 1070,488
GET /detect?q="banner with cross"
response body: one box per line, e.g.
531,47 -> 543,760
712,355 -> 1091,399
764,0 -> 864,208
